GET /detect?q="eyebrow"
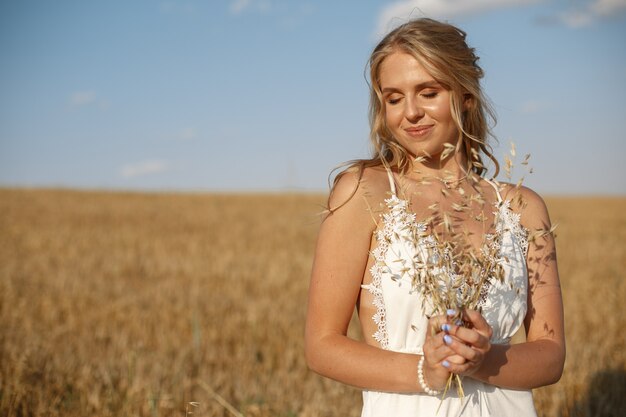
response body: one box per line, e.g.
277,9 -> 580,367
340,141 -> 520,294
381,81 -> 441,94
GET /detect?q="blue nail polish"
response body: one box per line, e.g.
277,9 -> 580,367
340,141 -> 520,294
446,309 -> 457,316
441,323 -> 451,332
455,320 -> 463,326
442,360 -> 450,368
444,335 -> 452,345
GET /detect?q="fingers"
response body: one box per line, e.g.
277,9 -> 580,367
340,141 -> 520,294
422,316 -> 457,389
443,354 -> 465,365
424,331 -> 457,363
441,309 -> 492,348
436,309 -> 493,377
439,333 -> 485,376
441,333 -> 483,362
442,356 -> 483,375
423,309 -> 493,377
424,314 -> 467,373
445,325 -> 490,349
463,309 -> 494,339
426,312 -> 453,337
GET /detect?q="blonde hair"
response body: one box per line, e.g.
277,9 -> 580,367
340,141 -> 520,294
329,18 -> 499,211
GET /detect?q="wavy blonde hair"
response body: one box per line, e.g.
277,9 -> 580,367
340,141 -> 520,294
329,18 -> 499,211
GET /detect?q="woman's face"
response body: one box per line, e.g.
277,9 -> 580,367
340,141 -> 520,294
379,51 -> 459,163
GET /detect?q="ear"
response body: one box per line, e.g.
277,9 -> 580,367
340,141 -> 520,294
463,93 -> 474,111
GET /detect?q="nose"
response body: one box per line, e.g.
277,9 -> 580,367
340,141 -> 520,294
404,97 -> 424,122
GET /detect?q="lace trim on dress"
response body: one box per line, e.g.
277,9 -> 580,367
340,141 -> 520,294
475,200 -> 530,310
496,200 -> 529,258
364,194 -> 529,347
364,195 -> 419,349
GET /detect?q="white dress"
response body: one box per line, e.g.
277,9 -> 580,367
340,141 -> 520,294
360,171 -> 537,417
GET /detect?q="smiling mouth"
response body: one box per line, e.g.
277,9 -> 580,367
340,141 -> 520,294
404,125 -> 433,137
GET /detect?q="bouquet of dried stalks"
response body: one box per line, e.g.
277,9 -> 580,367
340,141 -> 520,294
408,178 -> 505,400
407,144 -> 531,402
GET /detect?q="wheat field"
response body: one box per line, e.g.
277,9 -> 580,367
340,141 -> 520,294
1,188 -> 624,417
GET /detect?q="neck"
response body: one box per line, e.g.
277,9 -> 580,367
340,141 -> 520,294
406,147 -> 470,181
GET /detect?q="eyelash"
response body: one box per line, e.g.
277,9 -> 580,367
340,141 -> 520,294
386,91 -> 438,105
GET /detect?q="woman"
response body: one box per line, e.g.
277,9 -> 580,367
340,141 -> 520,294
305,18 -> 565,416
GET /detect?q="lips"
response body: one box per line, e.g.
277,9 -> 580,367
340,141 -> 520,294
404,124 -> 434,137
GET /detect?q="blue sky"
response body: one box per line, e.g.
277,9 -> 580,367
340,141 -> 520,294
1,0 -> 625,195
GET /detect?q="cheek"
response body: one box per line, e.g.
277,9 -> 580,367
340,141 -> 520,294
384,107 -> 402,127
423,99 -> 448,118
436,97 -> 455,121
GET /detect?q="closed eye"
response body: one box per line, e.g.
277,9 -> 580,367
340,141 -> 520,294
385,94 -> 403,105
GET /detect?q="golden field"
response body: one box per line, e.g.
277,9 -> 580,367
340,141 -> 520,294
1,188 -> 624,417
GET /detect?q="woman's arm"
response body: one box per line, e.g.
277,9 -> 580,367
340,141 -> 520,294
304,169 -> 453,392
442,187 -> 566,389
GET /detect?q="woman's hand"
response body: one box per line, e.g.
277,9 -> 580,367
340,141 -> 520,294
421,313 -> 464,390
440,309 -> 493,377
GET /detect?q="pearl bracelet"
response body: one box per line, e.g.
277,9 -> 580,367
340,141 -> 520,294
417,356 -> 441,396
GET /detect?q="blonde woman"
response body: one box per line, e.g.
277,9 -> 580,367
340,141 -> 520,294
305,18 -> 564,416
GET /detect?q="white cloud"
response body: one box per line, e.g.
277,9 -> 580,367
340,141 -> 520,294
230,0 -> 271,15
230,0 -> 249,14
520,100 -> 548,114
591,0 -> 626,15
69,91 -> 97,106
177,127 -> 197,140
120,160 -> 170,178
557,10 -> 594,28
159,1 -> 195,15
229,1 -> 313,30
376,0 -> 543,36
98,99 -> 111,111
557,0 -> 626,28
69,90 -> 110,110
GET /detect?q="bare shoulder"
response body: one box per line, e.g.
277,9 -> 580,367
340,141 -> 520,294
500,183 -> 551,230
328,165 -> 393,217
316,165 -> 391,265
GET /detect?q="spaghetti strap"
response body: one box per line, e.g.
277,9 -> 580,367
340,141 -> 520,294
484,178 -> 503,203
384,166 -> 397,196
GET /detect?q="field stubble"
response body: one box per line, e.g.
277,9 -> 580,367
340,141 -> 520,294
0,189 -> 624,416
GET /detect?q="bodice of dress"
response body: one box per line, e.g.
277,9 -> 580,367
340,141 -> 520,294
362,192 -> 529,354
359,170 -> 536,417
362,170 -> 529,354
